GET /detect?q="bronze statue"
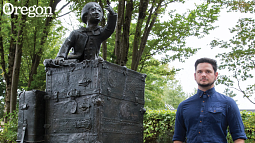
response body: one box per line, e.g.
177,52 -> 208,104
18,2 -> 146,143
56,2 -> 117,62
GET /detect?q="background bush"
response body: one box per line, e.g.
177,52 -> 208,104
0,111 -> 18,143
143,110 -> 255,143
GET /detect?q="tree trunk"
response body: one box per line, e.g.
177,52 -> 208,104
3,1 -> 18,119
120,0 -> 133,66
131,0 -> 149,71
137,1 -> 162,63
27,30 -> 37,88
114,0 -> 125,65
0,0 -> 12,122
10,38 -> 22,113
10,9 -> 28,112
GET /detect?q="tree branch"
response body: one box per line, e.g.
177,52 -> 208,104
57,1 -> 71,13
57,11 -> 72,18
235,71 -> 255,104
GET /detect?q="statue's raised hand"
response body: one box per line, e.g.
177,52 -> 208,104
105,5 -> 115,15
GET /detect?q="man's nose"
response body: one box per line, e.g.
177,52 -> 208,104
201,72 -> 207,76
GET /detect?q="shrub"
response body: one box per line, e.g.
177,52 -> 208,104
143,110 -> 176,143
143,110 -> 255,143
0,111 -> 18,143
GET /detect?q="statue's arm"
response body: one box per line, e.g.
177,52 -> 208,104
56,31 -> 76,60
101,5 -> 117,39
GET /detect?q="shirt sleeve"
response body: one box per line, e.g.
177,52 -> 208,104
172,103 -> 186,142
227,98 -> 247,141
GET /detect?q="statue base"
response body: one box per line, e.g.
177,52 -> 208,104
17,59 -> 146,143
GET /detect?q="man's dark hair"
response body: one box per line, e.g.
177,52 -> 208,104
195,58 -> 217,73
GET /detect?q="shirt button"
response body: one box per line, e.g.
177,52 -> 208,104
199,132 -> 201,134
200,121 -> 202,123
203,101 -> 205,102
201,110 -> 203,112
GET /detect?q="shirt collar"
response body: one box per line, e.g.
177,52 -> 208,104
197,87 -> 216,98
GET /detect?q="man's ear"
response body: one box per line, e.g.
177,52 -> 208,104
194,73 -> 196,80
215,72 -> 218,80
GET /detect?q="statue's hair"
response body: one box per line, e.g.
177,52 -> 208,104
195,58 -> 217,73
81,2 -> 103,24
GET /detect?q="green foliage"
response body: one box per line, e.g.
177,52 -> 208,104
0,111 -> 18,143
19,20 -> 65,91
208,0 -> 255,13
143,110 -> 176,143
141,59 -> 181,110
208,0 -> 255,104
212,17 -> 255,103
143,110 -> 255,143
142,2 -> 221,65
163,80 -> 188,109
141,58 -> 188,110
241,111 -> 255,141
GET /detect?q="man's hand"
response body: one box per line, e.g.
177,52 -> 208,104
105,5 -> 115,15
173,141 -> 183,143
234,139 -> 245,143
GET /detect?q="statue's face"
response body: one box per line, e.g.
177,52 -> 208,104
87,4 -> 103,24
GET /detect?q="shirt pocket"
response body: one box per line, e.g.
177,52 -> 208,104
208,106 -> 225,123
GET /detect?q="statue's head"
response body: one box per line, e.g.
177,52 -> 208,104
81,2 -> 103,24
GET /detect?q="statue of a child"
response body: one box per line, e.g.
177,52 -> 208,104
56,2 -> 117,62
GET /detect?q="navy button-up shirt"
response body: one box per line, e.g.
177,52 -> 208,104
173,87 -> 247,143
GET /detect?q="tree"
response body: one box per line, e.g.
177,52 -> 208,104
19,22 -> 66,91
163,80 -> 188,109
141,58 -> 190,110
142,58 -> 176,109
209,0 -> 255,104
0,0 -> 66,122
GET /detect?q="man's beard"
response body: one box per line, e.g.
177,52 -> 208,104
198,80 -> 215,87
